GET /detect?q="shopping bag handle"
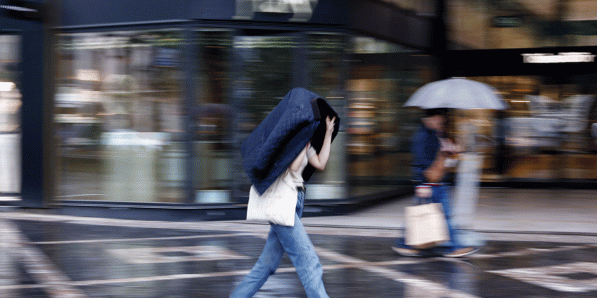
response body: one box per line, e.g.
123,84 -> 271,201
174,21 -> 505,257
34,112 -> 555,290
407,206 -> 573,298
414,183 -> 440,205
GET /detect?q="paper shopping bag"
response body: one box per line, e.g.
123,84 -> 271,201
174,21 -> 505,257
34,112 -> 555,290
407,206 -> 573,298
404,203 -> 449,249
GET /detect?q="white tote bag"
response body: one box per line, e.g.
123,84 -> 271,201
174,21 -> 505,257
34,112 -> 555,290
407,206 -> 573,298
246,170 -> 298,227
404,202 -> 450,249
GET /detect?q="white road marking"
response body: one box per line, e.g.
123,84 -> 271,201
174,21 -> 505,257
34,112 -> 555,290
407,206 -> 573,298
471,245 -> 595,260
33,232 -> 254,245
0,219 -> 89,298
315,246 -> 481,298
108,245 -> 251,264
489,262 -> 597,293
2,211 -> 597,244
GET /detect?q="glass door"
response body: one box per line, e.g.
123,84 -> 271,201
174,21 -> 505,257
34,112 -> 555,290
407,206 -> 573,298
0,33 -> 21,202
192,29 -> 236,203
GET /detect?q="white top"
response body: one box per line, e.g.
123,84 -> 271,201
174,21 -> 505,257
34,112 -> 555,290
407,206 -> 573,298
288,143 -> 317,187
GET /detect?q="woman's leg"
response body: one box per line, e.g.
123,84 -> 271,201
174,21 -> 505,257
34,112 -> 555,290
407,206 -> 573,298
432,185 -> 459,250
271,214 -> 328,298
231,190 -> 326,297
229,227 -> 285,298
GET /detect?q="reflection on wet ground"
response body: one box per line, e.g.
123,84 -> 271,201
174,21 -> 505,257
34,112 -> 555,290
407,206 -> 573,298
1,213 -> 597,298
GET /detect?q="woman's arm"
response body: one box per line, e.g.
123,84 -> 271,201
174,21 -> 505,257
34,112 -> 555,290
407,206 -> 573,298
423,138 -> 458,183
423,151 -> 448,183
308,116 -> 336,171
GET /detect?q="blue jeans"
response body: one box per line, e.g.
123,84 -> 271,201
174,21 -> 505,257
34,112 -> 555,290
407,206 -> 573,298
395,185 -> 462,254
230,189 -> 329,298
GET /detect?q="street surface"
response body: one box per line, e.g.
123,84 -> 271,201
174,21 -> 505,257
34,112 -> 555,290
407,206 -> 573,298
1,189 -> 597,298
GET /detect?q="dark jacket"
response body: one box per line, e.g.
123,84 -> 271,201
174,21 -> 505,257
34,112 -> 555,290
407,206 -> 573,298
241,88 -> 339,195
411,124 -> 446,184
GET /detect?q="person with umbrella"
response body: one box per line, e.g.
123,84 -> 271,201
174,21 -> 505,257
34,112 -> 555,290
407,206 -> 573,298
392,108 -> 478,258
392,78 -> 506,257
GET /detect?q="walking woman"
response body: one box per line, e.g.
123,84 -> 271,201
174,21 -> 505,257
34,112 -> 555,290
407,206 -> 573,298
230,115 -> 336,298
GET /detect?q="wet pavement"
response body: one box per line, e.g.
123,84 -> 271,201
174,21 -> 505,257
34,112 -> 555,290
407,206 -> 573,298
1,208 -> 596,298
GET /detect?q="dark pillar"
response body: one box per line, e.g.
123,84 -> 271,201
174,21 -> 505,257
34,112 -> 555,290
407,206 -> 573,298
432,0 -> 449,79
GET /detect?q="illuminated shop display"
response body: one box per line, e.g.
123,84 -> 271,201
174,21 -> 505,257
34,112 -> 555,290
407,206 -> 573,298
55,28 -> 432,204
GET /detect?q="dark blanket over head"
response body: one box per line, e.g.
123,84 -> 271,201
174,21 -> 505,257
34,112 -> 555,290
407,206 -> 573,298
241,88 -> 340,195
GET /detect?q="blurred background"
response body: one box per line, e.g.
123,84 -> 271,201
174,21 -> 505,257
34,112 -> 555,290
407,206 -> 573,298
2,0 -> 597,218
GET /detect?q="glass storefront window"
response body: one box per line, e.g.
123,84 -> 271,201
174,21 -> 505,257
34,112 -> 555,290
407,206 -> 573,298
54,26 -> 434,205
55,30 -> 186,203
193,29 -> 234,203
346,36 -> 434,196
0,34 -> 21,201
453,76 -> 597,182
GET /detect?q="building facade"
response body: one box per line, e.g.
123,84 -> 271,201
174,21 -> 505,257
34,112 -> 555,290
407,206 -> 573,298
4,0 -> 597,219
44,0 -> 440,219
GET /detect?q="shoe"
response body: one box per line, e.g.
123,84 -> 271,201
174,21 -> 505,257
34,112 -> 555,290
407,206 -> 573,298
392,246 -> 420,257
443,247 -> 478,258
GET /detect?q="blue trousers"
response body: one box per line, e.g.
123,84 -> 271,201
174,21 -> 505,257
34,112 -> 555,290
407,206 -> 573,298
230,190 -> 329,298
395,185 -> 462,254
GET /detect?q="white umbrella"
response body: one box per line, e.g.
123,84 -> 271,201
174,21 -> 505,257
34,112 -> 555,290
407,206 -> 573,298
404,77 -> 507,110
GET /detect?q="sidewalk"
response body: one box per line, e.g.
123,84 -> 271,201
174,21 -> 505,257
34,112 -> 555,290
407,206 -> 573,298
304,187 -> 597,234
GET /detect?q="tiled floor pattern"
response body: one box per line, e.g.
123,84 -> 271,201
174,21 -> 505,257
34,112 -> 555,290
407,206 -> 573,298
1,212 -> 597,298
